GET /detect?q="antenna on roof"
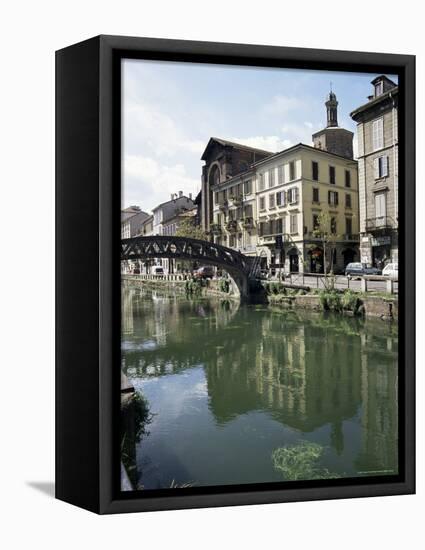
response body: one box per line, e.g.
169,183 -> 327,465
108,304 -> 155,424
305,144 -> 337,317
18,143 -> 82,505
330,81 -> 333,93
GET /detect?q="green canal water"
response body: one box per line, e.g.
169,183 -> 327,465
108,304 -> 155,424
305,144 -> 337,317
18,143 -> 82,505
121,286 -> 398,490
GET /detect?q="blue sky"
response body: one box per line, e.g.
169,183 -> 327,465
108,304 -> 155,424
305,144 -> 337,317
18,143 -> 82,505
123,59 -> 397,211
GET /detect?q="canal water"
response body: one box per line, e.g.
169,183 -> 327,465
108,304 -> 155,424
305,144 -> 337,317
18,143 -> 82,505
121,286 -> 398,490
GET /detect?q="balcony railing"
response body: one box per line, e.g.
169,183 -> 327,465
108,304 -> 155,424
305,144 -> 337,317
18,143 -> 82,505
210,223 -> 222,235
241,217 -> 254,229
226,220 -> 238,232
365,216 -> 395,232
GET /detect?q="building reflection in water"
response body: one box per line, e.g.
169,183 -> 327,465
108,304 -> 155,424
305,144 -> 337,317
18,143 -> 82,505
121,287 -> 398,488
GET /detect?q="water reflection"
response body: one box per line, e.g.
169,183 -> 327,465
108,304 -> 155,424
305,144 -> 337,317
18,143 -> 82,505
121,287 -> 398,489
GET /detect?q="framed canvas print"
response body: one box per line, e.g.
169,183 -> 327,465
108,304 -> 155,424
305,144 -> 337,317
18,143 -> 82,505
56,35 -> 415,514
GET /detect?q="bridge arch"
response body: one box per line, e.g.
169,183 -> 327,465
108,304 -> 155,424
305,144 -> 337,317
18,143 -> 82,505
121,235 -> 255,299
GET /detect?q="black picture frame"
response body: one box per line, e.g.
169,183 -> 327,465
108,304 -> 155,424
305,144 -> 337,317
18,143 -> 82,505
56,35 -> 415,514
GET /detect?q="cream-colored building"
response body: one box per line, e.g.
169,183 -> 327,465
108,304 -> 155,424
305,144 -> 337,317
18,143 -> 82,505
211,144 -> 359,273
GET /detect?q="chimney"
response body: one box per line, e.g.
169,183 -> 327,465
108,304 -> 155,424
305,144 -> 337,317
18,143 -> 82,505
179,190 -> 183,197
189,193 -> 192,200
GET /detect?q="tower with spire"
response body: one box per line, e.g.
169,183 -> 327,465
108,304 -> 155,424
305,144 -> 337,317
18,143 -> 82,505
312,88 -> 354,159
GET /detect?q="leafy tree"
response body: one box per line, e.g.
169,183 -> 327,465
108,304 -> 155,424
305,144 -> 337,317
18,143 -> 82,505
175,218 -> 208,241
312,212 -> 339,287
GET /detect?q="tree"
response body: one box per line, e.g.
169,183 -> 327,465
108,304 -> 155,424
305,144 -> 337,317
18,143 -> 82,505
312,212 -> 339,287
175,218 -> 208,241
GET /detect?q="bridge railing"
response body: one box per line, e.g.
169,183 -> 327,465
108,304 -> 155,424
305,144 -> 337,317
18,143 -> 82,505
122,273 -> 188,282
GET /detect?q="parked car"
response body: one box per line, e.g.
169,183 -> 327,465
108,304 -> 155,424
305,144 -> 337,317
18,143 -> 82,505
193,266 -> 214,279
152,265 -> 164,275
382,263 -> 398,280
345,262 -> 381,279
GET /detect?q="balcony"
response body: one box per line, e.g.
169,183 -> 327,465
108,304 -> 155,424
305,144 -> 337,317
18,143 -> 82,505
210,223 -> 222,235
343,233 -> 359,241
229,195 -> 243,206
365,216 -> 395,232
226,220 -> 238,232
241,217 -> 254,229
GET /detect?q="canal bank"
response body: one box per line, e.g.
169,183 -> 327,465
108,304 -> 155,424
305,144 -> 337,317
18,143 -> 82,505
263,282 -> 398,322
122,275 -> 398,321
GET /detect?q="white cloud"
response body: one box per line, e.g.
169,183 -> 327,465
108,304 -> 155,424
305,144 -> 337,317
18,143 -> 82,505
124,155 -> 201,211
229,135 -> 292,153
124,101 -> 205,158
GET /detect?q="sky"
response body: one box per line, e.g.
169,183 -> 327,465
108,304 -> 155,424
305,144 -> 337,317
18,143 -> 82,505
123,59 -> 397,212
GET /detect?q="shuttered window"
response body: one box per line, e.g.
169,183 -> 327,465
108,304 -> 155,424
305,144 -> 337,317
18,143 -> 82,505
312,161 -> 319,181
259,173 -> 265,191
259,196 -> 265,211
269,193 -> 275,208
278,165 -> 284,185
288,187 -> 299,204
312,187 -> 319,203
290,214 -> 298,234
329,165 -> 336,184
374,156 -> 389,179
276,191 -> 285,206
269,169 -> 275,188
372,118 -> 384,150
328,190 -> 339,206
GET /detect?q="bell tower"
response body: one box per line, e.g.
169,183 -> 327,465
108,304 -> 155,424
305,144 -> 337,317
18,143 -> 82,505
326,88 -> 338,127
312,88 -> 353,159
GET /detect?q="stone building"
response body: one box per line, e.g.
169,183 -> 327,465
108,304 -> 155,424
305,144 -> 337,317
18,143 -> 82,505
201,137 -> 272,233
350,75 -> 398,267
152,192 -> 194,235
205,93 -> 359,274
121,206 -> 150,239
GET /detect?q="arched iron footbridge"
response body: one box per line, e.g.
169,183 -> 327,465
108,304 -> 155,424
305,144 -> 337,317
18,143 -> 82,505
121,235 -> 261,298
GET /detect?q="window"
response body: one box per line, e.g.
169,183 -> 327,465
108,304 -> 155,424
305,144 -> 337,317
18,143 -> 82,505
346,217 -> 352,236
244,179 -> 252,194
374,81 -> 383,97
259,222 -> 265,236
290,213 -> 298,234
329,165 -> 336,184
278,165 -> 284,185
244,204 -> 253,217
229,235 -> 236,247
269,193 -> 275,208
215,191 -> 219,204
287,187 -> 299,204
259,173 -> 265,191
345,170 -> 351,188
259,196 -> 265,211
269,169 -> 275,188
312,161 -> 319,181
276,218 -> 283,234
345,193 -> 352,208
289,161 -> 296,181
374,156 -> 389,179
312,187 -> 319,203
375,193 -> 386,225
330,217 -> 337,234
276,191 -> 285,206
328,190 -> 339,206
372,117 -> 384,150
313,214 -> 319,230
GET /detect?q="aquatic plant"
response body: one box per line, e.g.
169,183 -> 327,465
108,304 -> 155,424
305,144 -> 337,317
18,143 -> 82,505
272,441 -> 340,481
218,278 -> 230,293
341,289 -> 360,313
